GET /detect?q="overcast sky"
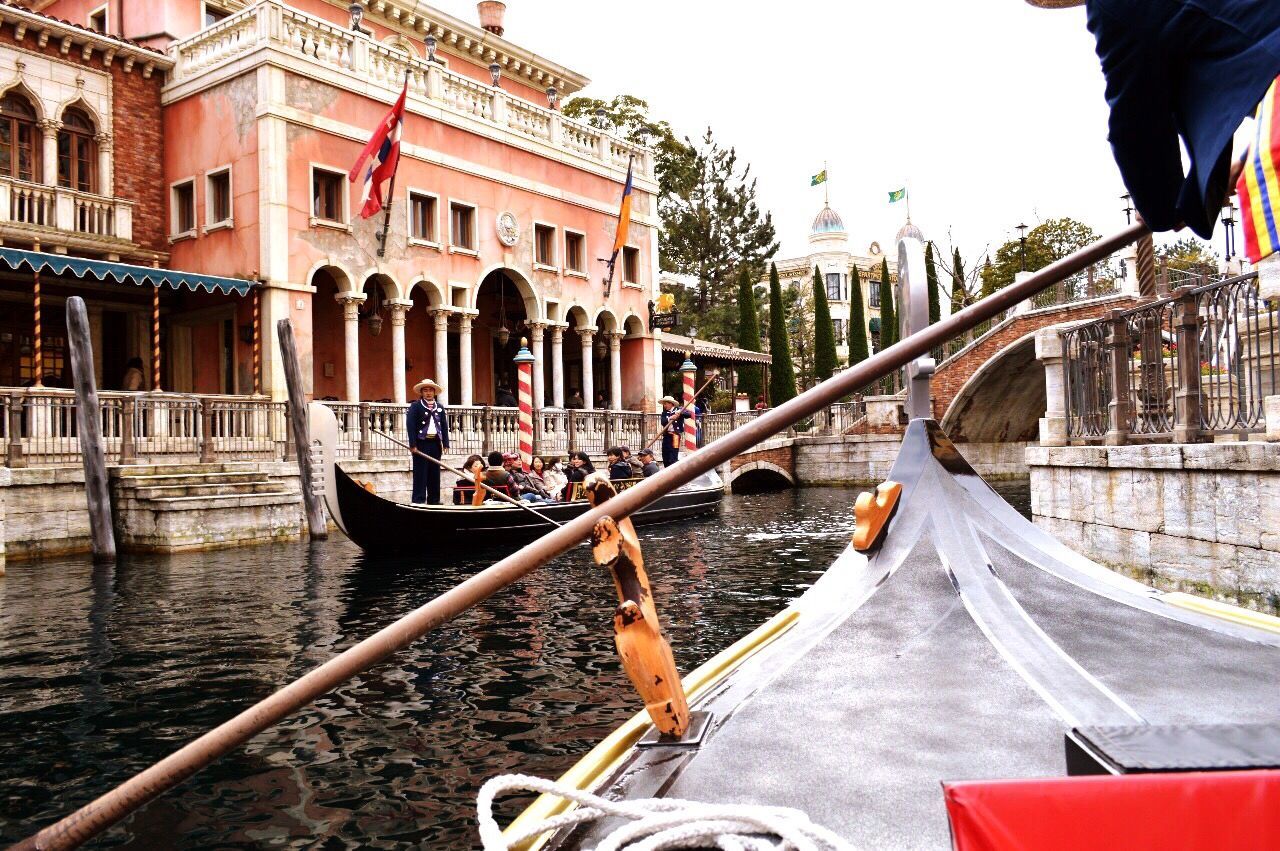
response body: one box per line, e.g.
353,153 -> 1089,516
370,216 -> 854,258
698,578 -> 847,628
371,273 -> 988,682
435,1 -> 1233,266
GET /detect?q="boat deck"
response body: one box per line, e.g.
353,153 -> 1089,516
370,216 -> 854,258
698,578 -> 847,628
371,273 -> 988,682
553,421 -> 1280,849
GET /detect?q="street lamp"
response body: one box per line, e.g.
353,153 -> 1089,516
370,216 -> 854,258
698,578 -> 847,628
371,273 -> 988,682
489,62 -> 502,87
545,85 -> 558,110
347,2 -> 363,31
1015,222 -> 1028,272
1222,199 -> 1238,261
594,106 -> 608,130
424,35 -> 437,63
1120,192 -> 1134,225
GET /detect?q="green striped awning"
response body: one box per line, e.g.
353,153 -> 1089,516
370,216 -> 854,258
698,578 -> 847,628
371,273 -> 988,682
0,246 -> 254,295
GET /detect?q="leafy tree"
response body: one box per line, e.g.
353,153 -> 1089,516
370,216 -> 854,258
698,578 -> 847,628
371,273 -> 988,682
847,266 -> 870,366
1157,237 -> 1219,276
787,283 -> 816,390
925,242 -> 941,325
562,94 -> 693,200
812,266 -> 838,381
735,268 -> 763,403
767,264 -> 797,404
878,259 -> 897,349
951,247 -> 968,313
979,217 -> 1100,295
658,128 -> 779,342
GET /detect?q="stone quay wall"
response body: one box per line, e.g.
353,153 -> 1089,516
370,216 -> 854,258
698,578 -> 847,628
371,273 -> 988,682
1028,443 -> 1280,599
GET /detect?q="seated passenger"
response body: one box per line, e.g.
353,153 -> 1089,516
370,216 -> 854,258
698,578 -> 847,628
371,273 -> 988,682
509,454 -> 553,503
638,448 -> 660,477
563,451 -> 595,500
540,457 -> 568,500
621,445 -> 644,478
483,451 -> 516,495
606,446 -> 631,481
453,454 -> 485,504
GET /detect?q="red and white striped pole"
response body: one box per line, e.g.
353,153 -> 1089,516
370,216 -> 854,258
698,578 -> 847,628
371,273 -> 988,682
514,338 -> 535,470
680,353 -> 698,456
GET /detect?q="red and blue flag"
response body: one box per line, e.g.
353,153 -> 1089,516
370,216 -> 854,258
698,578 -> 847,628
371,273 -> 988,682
1237,75 -> 1280,263
348,81 -> 407,219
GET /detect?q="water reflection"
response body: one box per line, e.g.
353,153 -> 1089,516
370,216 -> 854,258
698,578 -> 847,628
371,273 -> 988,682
0,484 -> 1028,847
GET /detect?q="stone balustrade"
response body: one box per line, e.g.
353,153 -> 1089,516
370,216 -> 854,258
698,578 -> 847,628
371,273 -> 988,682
167,1 -> 653,178
0,176 -> 134,244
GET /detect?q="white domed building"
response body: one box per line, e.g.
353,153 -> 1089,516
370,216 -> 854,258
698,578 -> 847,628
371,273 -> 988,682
763,204 -> 932,364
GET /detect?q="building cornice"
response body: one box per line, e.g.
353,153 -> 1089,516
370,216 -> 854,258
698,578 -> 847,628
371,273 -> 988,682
0,0 -> 172,74
331,0 -> 589,94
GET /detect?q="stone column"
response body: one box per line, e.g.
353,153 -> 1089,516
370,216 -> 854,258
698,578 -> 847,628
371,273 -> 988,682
1035,325 -> 1068,447
389,300 -> 410,404
458,311 -> 474,406
336,292 -> 366,402
529,321 -> 546,410
550,324 -> 565,408
579,328 -> 595,410
608,332 -> 623,410
96,133 -> 113,197
39,119 -> 58,186
431,308 -> 451,405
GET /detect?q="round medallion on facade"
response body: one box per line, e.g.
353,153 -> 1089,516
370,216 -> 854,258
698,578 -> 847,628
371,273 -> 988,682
496,211 -> 520,247
868,241 -> 883,256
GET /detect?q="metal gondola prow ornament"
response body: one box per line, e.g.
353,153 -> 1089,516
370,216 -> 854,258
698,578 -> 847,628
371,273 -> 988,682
897,236 -> 936,420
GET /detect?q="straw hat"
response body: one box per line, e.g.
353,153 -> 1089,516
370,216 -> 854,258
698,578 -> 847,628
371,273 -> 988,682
412,378 -> 444,395
660,395 -> 678,406
1023,0 -> 1084,7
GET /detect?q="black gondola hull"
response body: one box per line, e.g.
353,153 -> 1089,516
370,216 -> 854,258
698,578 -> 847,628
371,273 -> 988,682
332,464 -> 723,554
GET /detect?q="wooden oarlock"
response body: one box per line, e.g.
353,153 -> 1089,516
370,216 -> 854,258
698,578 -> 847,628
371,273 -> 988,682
585,475 -> 690,738
852,480 -> 902,551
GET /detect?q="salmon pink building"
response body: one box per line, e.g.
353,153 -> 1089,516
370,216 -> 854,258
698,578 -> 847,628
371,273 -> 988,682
30,0 -> 661,410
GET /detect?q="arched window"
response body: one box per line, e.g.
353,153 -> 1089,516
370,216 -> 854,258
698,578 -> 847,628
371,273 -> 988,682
0,92 -> 40,182
57,107 -> 97,193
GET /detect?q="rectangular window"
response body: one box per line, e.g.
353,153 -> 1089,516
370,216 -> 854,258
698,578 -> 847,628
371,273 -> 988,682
535,223 -> 555,267
450,202 -> 475,250
207,168 -> 231,225
203,3 -> 230,28
312,167 -> 344,223
564,231 -> 585,274
868,282 -> 881,308
825,272 -> 842,301
171,180 -> 195,235
622,246 -> 639,284
409,192 -> 438,242
832,318 -> 845,346
88,6 -> 107,32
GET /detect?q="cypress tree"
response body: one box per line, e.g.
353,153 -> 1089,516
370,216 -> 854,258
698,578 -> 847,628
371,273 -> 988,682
767,263 -> 797,404
735,267 -> 763,402
925,242 -> 941,325
811,265 -> 838,381
847,265 -> 870,366
878,258 -> 897,349
951,247 -> 967,313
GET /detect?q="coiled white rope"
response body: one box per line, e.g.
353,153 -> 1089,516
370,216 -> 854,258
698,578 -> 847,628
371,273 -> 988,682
477,773 -> 858,851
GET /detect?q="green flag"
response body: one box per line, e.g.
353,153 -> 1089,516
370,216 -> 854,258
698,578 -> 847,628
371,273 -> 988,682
888,187 -> 907,203
811,170 -> 827,186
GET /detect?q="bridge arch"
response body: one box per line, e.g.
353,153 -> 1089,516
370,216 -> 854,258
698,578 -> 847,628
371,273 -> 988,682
940,329 -> 1043,444
729,460 -> 795,492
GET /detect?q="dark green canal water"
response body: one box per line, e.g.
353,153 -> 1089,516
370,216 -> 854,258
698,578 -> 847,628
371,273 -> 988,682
0,483 -> 1029,848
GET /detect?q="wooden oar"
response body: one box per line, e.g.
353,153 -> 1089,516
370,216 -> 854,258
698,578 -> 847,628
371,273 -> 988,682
374,429 -> 564,528
641,373 -> 720,454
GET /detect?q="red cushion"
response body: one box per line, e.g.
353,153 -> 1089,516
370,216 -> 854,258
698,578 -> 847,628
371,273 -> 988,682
943,770 -> 1280,850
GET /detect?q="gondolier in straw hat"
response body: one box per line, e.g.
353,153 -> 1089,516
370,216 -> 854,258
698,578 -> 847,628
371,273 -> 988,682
1026,0 -> 1280,241
658,395 -> 689,469
407,378 -> 450,504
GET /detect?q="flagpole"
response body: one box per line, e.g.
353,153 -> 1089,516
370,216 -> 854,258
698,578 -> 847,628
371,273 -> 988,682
824,160 -> 829,207
375,69 -> 411,258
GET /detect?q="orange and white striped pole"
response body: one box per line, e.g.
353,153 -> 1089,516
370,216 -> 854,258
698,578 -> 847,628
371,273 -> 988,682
514,337 -> 535,470
151,284 -> 161,390
680,353 -> 698,455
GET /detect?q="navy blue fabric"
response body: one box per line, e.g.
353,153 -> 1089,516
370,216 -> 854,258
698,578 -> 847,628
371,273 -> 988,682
406,399 -> 450,448
1087,0 -> 1280,238
0,246 -> 253,295
411,438 -> 442,504
608,460 -> 632,481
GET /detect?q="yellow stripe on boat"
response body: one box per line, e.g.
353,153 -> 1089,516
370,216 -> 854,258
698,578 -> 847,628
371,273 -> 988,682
1162,592 -> 1280,635
503,607 -> 802,850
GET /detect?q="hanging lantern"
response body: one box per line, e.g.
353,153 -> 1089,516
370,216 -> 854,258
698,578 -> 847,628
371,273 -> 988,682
593,337 -> 607,360
366,313 -> 383,336
496,325 -> 511,346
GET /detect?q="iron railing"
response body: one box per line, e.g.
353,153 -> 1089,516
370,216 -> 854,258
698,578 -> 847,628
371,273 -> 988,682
1061,270 -> 1277,443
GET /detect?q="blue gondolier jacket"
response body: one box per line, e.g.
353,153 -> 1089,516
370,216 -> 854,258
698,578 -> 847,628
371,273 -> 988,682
406,399 -> 450,449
